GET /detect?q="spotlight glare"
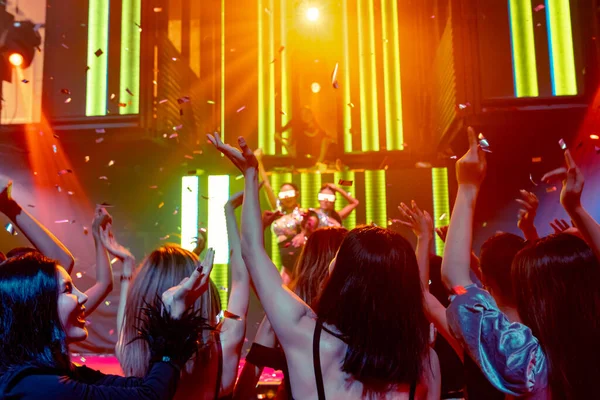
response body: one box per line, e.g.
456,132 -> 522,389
311,82 -> 321,93
306,7 -> 319,21
8,53 -> 23,67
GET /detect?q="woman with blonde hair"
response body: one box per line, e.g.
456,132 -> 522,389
106,191 -> 249,400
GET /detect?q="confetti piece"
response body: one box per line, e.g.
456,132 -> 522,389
280,110 -> 287,115
98,176 -> 108,180
21,79 -> 29,83
67,191 -> 74,196
236,105 -> 246,113
110,93 -> 116,100
193,150 -> 203,155
149,185 -> 158,189
64,97 -> 72,103
173,206 -> 179,215
104,301 -> 111,306
57,169 -> 73,176
458,103 -> 470,109
27,204 -> 35,208
60,88 -> 71,95
118,102 -> 127,107
173,124 -> 183,131
534,4 -> 545,12
95,49 -> 103,57
76,272 -> 82,278
126,88 -> 134,96
61,43 -> 69,49
278,46 -> 285,53
207,100 -> 215,105
53,134 -> 60,139
184,155 -> 194,159
338,179 -> 353,186
109,329 -> 115,335
95,128 -> 105,134
532,157 -> 542,163
55,219 -> 69,224
348,102 -> 354,108
108,160 -> 114,167
201,195 -> 210,200
55,185 -> 62,192
530,173 -> 539,186
5,223 -> 17,235
177,96 -> 191,104
591,134 -> 599,140
546,186 -> 557,193
96,137 -> 104,143
558,138 -> 567,150
168,133 -> 178,139
85,156 -> 90,162
160,234 -> 170,240
415,161 -> 432,168
331,62 -> 339,87
52,144 -> 58,153
187,187 -> 192,192
439,213 -> 447,220
110,258 -> 118,265
153,7 -> 162,12
80,357 -> 86,362
158,202 -> 164,208
159,99 -> 168,104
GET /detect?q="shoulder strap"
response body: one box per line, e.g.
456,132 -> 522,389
214,332 -> 223,400
409,379 -> 417,400
313,319 -> 326,400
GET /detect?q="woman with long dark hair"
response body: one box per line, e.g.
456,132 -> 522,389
209,133 -> 440,399
0,252 -> 214,399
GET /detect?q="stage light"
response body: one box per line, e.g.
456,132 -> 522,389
8,53 -> 23,67
311,82 -> 321,93
306,7 -> 319,21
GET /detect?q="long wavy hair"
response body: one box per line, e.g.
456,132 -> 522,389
117,244 -> 220,377
290,227 -> 347,307
0,254 -> 70,379
314,226 -> 429,393
512,233 -> 600,399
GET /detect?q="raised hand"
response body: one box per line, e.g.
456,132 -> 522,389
541,149 -> 584,212
262,210 -> 283,229
162,248 -> 215,319
99,224 -> 134,261
0,178 -> 13,208
516,190 -> 539,231
456,127 -> 487,188
550,218 -> 572,234
226,190 -> 245,210
398,201 -> 433,240
207,133 -> 258,174
92,207 -> 112,240
435,226 -> 449,243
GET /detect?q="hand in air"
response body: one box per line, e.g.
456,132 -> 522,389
542,149 -> 584,212
92,207 -> 112,240
99,223 -> 134,262
456,127 -> 487,188
162,248 -> 215,319
262,210 -> 283,228
207,133 -> 258,174
550,218 -> 572,234
435,226 -> 448,243
397,201 -> 433,240
516,190 -> 539,232
0,178 -> 14,212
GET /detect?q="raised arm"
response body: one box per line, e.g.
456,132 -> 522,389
441,127 -> 486,290
0,180 -> 74,272
84,207 -> 115,315
218,190 -> 250,396
516,190 -> 540,242
99,225 -> 136,336
542,149 -> 600,260
255,148 -> 278,210
327,183 -> 359,220
207,133 -> 311,349
398,202 -> 464,359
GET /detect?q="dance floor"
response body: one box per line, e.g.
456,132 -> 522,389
74,355 -> 284,385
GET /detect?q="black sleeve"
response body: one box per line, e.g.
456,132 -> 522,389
9,362 -> 180,400
73,365 -> 145,387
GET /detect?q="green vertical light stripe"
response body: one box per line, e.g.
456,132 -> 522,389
221,0 -> 226,138
119,0 -> 141,115
280,0 -> 291,154
181,176 -> 199,251
334,171 -> 356,229
508,0 -> 539,97
342,0 -> 353,153
357,0 -> 380,151
301,173 -> 322,209
545,0 -> 577,95
381,0 -> 404,150
365,170 -> 387,227
431,168 -> 450,256
270,172 -> 292,269
86,0 -> 109,116
258,0 -> 266,151
208,175 -> 230,306
266,0 -> 276,155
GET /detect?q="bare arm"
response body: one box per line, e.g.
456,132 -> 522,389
207,134 -> 311,350
516,190 -> 540,242
0,181 -> 74,273
441,127 -> 487,290
328,183 -> 359,220
84,208 -> 115,315
219,191 -> 250,396
255,149 -> 278,210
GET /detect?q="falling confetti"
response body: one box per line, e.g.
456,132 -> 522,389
126,88 -> 134,97
532,157 -> 542,163
109,329 -> 115,335
338,179 -> 353,186
478,133 -> 491,153
96,137 -> 104,143
184,155 -> 194,159
52,144 -> 58,153
60,88 -> 71,95
529,173 -> 539,186
76,272 -> 83,278
64,97 -> 72,103
207,100 -> 215,105
21,79 -> 29,83
5,223 -> 17,235
83,227 -> 89,235
590,134 -> 599,140
159,99 -> 168,104
55,185 -> 62,192
98,176 -> 108,180
55,220 -> 69,224
558,138 -> 567,150
67,191 -> 74,196
546,186 -> 557,193
236,105 -> 246,113
153,7 -> 162,12
95,128 -> 105,134
331,62 -> 339,88
158,202 -> 164,208
108,160 -> 114,167
415,161 -> 433,168
177,96 -> 191,104
85,156 -> 90,162
439,213 -> 447,220
104,301 -> 111,306
58,169 -> 73,176
534,4 -> 545,12
149,185 -> 158,189
95,49 -> 103,57
347,102 -> 354,108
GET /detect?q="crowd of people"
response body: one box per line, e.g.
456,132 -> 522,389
0,126 -> 599,399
